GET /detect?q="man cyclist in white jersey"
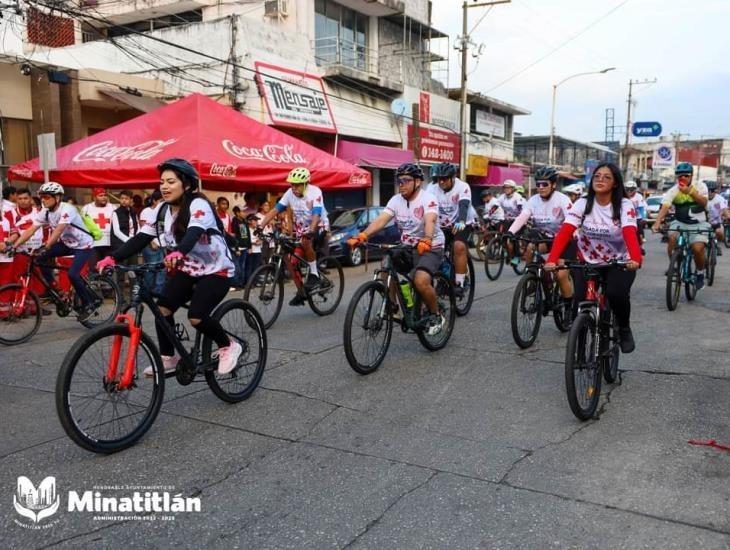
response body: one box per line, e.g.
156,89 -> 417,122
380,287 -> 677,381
706,181 -> 729,254
480,188 -> 505,230
348,163 -> 446,335
497,180 -> 526,221
426,162 -> 475,297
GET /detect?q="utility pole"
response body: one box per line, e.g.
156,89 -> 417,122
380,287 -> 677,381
457,0 -> 511,180
622,77 -> 657,177
229,15 -> 244,111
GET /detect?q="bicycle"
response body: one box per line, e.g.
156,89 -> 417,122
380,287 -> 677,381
441,231 -> 476,316
663,228 -> 712,311
343,243 -> 456,375
483,224 -> 527,281
244,231 -> 344,329
55,262 -> 267,453
706,231 -> 717,287
0,250 -> 121,345
510,235 -> 573,349
562,261 -> 624,420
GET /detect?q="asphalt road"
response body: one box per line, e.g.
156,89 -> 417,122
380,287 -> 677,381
1,233 -> 729,549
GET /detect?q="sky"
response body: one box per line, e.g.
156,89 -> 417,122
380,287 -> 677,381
431,0 -> 730,143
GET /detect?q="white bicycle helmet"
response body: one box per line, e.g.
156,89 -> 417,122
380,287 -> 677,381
624,180 -> 638,189
39,181 -> 65,195
562,184 -> 581,195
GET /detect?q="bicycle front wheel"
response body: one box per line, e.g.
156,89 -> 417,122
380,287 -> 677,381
484,236 -> 504,281
244,264 -> 283,329
684,254 -> 697,301
204,299 -> 267,403
665,250 -> 682,311
415,273 -> 456,351
455,255 -> 476,316
511,272 -> 542,349
0,284 -> 41,346
707,239 -> 716,287
343,280 -> 393,375
308,256 -> 344,316
55,324 -> 165,453
79,273 -> 122,329
565,312 -> 601,420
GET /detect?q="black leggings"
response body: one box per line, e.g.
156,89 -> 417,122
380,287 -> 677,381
155,271 -> 231,357
571,266 -> 636,328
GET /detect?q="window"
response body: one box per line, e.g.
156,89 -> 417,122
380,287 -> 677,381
315,0 -> 368,71
107,10 -> 202,38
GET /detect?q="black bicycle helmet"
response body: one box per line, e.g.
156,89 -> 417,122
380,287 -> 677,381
432,162 -> 457,179
157,158 -> 200,191
534,165 -> 559,182
675,162 -> 693,175
480,188 -> 494,198
395,162 -> 424,181
705,180 -> 717,191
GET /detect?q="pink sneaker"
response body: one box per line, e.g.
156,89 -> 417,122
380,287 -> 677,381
144,355 -> 178,378
215,341 -> 242,374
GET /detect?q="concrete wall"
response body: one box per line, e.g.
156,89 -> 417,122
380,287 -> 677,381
0,63 -> 33,120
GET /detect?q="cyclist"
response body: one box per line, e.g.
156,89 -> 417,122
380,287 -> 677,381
652,162 -> 710,289
257,167 -> 329,306
497,180 -> 526,220
425,162 -> 474,296
347,162 -> 446,335
9,182 -> 97,318
506,165 -> 574,303
96,158 -> 241,376
480,188 -> 505,229
624,180 -> 647,247
546,162 -> 641,353
707,181 -> 729,254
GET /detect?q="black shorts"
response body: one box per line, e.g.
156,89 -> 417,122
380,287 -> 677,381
409,249 -> 443,280
157,271 -> 230,319
445,226 -> 473,245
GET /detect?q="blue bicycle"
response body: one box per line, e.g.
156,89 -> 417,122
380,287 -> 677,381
665,228 -> 712,311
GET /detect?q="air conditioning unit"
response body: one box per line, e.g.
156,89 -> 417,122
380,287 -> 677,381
264,0 -> 288,18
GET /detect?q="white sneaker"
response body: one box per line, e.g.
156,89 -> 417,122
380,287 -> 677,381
427,314 -> 445,336
215,341 -> 242,374
144,355 -> 178,378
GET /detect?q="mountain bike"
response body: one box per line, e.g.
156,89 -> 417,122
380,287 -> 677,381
510,235 -> 572,349
55,262 -> 267,453
561,261 -> 624,420
244,231 -> 344,329
664,228 -> 712,311
0,250 -> 121,345
343,243 -> 456,375
483,224 -> 527,281
441,231 -> 476,316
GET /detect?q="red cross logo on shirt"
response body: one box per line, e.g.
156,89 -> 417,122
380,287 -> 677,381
192,210 -> 206,219
62,213 -> 70,220
95,213 -> 110,229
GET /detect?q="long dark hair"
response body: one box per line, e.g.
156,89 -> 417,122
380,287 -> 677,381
166,169 -> 219,242
584,162 -> 625,221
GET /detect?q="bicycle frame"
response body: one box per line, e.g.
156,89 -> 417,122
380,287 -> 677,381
264,234 -> 312,293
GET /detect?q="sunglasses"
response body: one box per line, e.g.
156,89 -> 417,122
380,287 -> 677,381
677,174 -> 691,180
535,181 -> 551,188
397,177 -> 414,186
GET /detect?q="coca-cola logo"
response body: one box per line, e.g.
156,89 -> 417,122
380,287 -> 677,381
348,173 -> 369,186
209,163 -> 238,177
72,139 -> 178,163
222,140 -> 306,164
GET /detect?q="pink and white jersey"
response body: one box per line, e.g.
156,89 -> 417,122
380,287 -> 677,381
498,193 -> 526,219
482,198 -> 505,222
81,203 -> 116,246
567,197 -> 637,264
33,202 -> 94,250
0,217 -> 16,263
140,198 -> 234,278
12,207 -> 43,252
708,194 -> 728,225
523,192 -> 572,237
277,185 -> 329,237
425,177 -> 475,227
384,189 -> 445,248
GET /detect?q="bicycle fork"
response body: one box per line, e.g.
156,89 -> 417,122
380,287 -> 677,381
106,313 -> 142,391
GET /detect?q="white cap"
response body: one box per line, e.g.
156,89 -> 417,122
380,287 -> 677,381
624,180 -> 638,189
502,179 -> 516,188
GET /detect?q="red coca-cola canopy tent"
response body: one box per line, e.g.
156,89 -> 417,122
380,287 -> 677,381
8,93 -> 370,191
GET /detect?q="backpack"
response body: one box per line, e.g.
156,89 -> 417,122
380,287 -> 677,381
155,202 -> 237,259
46,208 -> 102,241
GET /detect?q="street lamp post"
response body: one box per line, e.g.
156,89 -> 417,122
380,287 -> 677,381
548,67 -> 615,166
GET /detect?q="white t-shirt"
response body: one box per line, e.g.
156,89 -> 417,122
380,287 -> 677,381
140,206 -> 165,247
628,193 -> 647,220
425,178 -> 475,227
498,193 -> 526,219
566,197 -> 637,264
0,217 -> 15,263
482,198 -> 505,222
81,203 -> 116,247
139,198 -> 234,278
276,185 -> 329,236
708,194 -> 728,225
33,202 -> 94,250
13,207 -> 43,252
523,192 -> 572,237
384,189 -> 445,248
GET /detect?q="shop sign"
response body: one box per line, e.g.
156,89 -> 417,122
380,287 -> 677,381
475,110 -> 505,138
467,154 -> 488,176
408,125 -> 461,164
652,142 -> 675,169
255,62 -> 337,134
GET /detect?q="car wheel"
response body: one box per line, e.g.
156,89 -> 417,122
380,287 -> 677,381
348,246 -> 363,266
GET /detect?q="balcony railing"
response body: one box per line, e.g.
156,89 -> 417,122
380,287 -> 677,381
313,36 -> 377,75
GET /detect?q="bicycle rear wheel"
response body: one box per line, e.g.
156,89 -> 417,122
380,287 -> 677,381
0,284 -> 41,346
415,273 -> 456,351
484,236 -> 504,281
204,300 -> 267,403
244,264 -> 283,329
665,250 -> 682,311
343,280 -> 393,374
308,256 -> 344,316
565,312 -> 601,420
455,255 -> 476,316
79,273 -> 122,329
706,239 -> 716,287
684,254 -> 697,301
511,272 -> 542,349
55,324 -> 164,453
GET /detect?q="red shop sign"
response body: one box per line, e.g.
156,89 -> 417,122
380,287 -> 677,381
408,125 -> 461,164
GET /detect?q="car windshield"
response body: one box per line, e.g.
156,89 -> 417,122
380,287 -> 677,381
332,210 -> 362,228
646,197 -> 662,206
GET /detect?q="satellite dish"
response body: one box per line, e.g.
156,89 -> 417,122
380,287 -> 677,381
390,98 -> 407,117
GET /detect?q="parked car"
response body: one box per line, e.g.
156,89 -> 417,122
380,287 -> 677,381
645,195 -> 664,220
328,206 -> 401,266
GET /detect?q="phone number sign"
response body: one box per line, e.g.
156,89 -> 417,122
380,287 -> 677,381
408,125 -> 461,164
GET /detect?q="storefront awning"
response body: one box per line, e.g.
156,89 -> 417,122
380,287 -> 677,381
99,89 -> 166,113
337,140 -> 414,170
468,165 -> 525,186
